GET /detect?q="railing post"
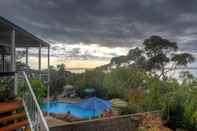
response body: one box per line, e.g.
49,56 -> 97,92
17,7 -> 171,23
26,47 -> 28,66
47,45 -> 50,116
11,29 -> 15,72
11,29 -> 17,95
39,44 -> 42,80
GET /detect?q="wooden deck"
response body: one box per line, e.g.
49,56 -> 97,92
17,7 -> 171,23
0,120 -> 29,131
0,112 -> 26,123
0,101 -> 23,113
0,100 -> 29,131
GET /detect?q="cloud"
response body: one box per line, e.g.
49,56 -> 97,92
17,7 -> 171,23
49,42 -> 129,59
0,0 -> 197,54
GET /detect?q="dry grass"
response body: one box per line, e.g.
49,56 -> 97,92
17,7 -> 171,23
138,112 -> 172,131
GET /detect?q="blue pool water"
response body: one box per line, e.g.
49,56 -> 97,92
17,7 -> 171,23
41,101 -> 100,119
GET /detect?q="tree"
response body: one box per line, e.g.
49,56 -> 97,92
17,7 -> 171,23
103,67 -> 148,99
102,36 -> 195,80
127,47 -> 146,68
143,36 -> 195,80
65,69 -> 106,97
171,53 -> 195,66
179,71 -> 195,85
143,36 -> 177,79
110,55 -> 128,67
109,47 -> 146,68
49,64 -> 66,97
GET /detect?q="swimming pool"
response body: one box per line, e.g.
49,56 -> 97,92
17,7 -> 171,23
41,101 -> 101,119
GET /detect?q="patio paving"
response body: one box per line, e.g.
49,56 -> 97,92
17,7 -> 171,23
45,116 -> 69,128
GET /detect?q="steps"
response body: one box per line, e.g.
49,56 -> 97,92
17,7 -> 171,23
0,100 -> 29,131
0,112 -> 26,123
0,120 -> 29,131
0,101 -> 23,113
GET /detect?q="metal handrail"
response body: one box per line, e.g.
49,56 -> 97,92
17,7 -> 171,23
18,71 -> 49,131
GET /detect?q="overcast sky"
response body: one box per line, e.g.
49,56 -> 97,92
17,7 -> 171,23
0,0 -> 197,69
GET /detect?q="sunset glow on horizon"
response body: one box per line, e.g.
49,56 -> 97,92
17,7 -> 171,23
21,56 -> 110,70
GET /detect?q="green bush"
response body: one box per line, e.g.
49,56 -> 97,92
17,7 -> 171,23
103,67 -> 148,99
65,66 -> 196,130
65,69 -> 106,98
49,64 -> 67,97
0,77 -> 14,102
30,79 -> 47,102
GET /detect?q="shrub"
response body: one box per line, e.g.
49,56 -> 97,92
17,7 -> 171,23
30,79 -> 47,102
103,67 -> 148,99
0,77 -> 14,102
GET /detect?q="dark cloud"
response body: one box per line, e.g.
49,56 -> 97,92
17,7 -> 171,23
0,0 -> 197,50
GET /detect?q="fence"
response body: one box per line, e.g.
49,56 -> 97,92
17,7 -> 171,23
17,71 -> 49,131
50,111 -> 161,131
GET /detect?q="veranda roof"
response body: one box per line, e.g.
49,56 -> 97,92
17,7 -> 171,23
0,16 -> 49,48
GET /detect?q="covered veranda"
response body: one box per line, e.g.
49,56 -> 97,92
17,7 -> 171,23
0,16 -> 50,96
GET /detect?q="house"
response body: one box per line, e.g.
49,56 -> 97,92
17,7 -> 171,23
0,16 -> 50,131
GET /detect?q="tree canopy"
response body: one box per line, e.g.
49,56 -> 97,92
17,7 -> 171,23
105,35 -> 195,80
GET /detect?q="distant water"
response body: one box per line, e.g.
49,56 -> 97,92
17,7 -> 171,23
68,69 -> 85,73
67,68 -> 91,73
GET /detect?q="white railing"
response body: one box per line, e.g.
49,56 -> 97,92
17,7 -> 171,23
17,71 -> 49,131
